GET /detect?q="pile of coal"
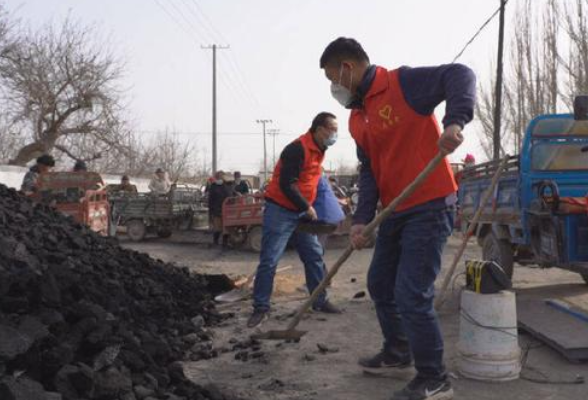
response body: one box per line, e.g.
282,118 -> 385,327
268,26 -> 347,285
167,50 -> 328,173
0,184 -> 241,400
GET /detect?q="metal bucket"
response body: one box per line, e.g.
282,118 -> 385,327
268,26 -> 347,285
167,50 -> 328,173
457,290 -> 521,382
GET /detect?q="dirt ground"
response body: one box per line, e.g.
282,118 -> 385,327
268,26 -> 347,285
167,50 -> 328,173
122,231 -> 588,400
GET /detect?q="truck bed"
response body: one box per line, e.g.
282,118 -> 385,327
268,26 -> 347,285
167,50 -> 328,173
459,155 -> 522,228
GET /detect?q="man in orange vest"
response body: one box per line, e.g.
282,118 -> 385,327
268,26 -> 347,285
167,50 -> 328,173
320,38 -> 476,400
247,112 -> 341,328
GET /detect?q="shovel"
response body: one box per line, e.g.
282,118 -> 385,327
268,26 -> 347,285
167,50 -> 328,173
215,266 -> 292,303
434,155 -> 510,309
252,152 -> 447,341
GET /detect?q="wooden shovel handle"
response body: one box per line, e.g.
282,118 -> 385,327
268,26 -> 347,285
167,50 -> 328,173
285,153 -> 447,331
434,155 -> 511,309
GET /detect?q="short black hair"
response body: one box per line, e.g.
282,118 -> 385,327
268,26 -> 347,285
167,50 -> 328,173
73,160 -> 87,171
310,112 -> 337,133
320,37 -> 370,68
36,154 -> 55,167
121,175 -> 130,181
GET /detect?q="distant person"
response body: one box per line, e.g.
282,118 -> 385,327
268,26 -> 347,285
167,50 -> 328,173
21,154 -> 55,195
463,153 -> 476,168
149,168 -> 171,194
259,177 -> 271,193
119,175 -> 137,193
455,154 -> 476,184
73,160 -> 87,172
208,170 -> 233,247
233,171 -> 251,195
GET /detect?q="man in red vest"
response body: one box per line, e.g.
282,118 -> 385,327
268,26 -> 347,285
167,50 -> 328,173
247,112 -> 341,328
320,38 -> 476,400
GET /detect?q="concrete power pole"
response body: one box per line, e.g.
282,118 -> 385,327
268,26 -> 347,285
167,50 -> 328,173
202,44 -> 229,173
256,119 -> 272,182
267,128 -> 280,170
493,0 -> 507,160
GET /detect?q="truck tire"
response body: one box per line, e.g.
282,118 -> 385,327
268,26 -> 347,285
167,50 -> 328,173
156,229 -> 172,238
482,233 -> 514,279
228,227 -> 247,248
127,220 -> 146,242
247,226 -> 263,253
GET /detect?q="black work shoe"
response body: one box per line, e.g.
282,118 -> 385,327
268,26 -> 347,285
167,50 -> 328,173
358,350 -> 412,369
312,300 -> 341,314
246,310 -> 269,328
392,376 -> 453,400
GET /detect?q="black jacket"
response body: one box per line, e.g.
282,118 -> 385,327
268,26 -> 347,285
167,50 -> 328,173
234,180 -> 250,195
208,183 -> 234,217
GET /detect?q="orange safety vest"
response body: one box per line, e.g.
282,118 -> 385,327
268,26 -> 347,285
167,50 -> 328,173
265,131 -> 324,211
349,66 -> 457,212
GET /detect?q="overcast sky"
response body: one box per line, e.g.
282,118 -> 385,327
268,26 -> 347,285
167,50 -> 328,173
4,0 -> 543,174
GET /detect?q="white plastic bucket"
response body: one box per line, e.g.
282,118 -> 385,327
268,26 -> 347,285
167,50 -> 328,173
457,290 -> 521,382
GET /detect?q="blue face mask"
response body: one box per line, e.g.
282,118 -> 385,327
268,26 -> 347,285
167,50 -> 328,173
324,131 -> 338,147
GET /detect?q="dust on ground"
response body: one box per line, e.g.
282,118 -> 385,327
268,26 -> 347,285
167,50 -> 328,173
123,231 -> 588,400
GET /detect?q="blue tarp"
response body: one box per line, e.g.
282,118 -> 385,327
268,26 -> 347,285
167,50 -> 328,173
312,175 -> 345,225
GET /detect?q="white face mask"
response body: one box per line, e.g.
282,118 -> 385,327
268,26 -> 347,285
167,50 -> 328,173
324,131 -> 338,147
330,65 -> 354,107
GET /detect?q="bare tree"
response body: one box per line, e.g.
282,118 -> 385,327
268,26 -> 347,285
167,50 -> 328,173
0,5 -> 7,50
94,129 -> 200,180
475,64 -> 506,159
138,130 -> 198,181
0,18 -> 128,166
476,0 -> 561,156
561,0 -> 588,107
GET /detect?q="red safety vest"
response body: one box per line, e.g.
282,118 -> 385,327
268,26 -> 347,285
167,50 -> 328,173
350,66 -> 457,212
265,131 -> 324,210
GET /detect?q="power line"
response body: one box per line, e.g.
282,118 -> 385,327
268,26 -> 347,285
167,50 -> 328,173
153,0 -> 202,49
178,0 -> 217,43
136,130 -> 353,139
137,130 -> 291,136
451,0 -> 510,63
155,0 -> 249,106
190,0 -> 229,44
171,0 -> 259,109
172,0 -> 254,107
187,0 -> 262,110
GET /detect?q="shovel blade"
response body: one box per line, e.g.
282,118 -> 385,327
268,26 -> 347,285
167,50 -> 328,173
250,329 -> 307,341
214,288 -> 250,303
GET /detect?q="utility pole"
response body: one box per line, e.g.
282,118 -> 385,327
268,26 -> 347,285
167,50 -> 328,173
267,128 -> 280,170
493,0 -> 507,160
256,119 -> 272,182
202,44 -> 229,173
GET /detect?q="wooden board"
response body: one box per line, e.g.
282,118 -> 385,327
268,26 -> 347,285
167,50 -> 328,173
517,297 -> 588,362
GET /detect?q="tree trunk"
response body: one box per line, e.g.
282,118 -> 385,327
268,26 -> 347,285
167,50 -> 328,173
8,138 -> 55,166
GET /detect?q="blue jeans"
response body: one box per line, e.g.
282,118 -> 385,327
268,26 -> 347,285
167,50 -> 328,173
367,203 -> 453,379
252,201 -> 328,312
